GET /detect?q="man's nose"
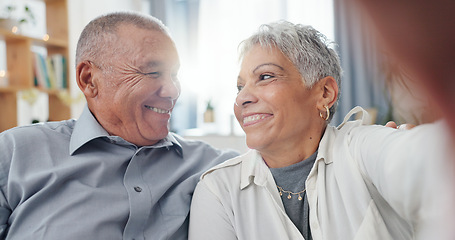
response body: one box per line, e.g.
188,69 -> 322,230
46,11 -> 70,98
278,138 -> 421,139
159,76 -> 181,100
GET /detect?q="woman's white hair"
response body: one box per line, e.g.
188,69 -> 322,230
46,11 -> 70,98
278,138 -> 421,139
239,20 -> 342,122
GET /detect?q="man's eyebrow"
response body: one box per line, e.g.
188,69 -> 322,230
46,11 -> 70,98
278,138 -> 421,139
142,61 -> 180,69
142,61 -> 161,68
253,63 -> 284,73
137,61 -> 163,73
237,75 -> 243,84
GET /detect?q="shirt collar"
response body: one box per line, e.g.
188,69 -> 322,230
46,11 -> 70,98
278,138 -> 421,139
154,133 -> 183,157
69,105 -> 182,157
316,125 -> 335,164
317,106 -> 371,165
239,140 -> 328,189
70,105 -> 110,155
239,107 -> 371,188
240,150 -> 273,189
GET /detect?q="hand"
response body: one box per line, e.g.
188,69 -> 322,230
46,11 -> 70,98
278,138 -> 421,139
385,121 -> 416,130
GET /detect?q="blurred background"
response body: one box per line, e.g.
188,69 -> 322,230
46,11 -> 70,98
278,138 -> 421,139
0,0 -> 408,152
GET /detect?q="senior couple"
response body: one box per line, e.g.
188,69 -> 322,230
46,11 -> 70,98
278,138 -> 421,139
0,11 -> 453,240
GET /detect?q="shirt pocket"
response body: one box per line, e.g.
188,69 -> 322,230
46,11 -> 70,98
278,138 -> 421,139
354,200 -> 393,240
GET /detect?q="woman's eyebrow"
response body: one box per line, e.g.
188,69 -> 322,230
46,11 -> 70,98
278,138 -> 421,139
253,63 -> 284,73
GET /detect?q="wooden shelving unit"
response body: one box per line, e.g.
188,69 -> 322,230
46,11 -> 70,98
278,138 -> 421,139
0,0 -> 69,132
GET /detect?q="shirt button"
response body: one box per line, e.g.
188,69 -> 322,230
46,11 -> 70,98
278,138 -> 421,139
134,186 -> 142,192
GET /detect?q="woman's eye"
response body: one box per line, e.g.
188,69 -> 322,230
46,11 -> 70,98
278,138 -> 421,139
259,74 -> 273,80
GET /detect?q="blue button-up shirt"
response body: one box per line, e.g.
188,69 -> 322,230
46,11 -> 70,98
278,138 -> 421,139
0,106 -> 238,240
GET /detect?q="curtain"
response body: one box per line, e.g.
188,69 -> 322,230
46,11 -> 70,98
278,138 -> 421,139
332,0 -> 390,125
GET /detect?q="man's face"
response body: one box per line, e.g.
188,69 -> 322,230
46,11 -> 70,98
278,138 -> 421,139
90,24 -> 181,146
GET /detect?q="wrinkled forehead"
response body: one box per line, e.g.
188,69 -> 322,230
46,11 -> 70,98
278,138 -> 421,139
103,24 -> 178,63
113,23 -> 171,45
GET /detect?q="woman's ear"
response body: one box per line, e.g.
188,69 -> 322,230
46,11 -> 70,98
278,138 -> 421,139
318,76 -> 339,109
76,61 -> 98,98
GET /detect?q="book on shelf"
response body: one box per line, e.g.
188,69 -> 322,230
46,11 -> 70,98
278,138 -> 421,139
32,52 -> 68,90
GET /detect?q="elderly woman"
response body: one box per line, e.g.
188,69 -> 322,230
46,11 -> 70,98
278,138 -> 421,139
188,21 -> 454,240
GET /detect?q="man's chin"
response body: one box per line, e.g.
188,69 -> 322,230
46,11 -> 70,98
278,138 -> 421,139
146,128 -> 170,141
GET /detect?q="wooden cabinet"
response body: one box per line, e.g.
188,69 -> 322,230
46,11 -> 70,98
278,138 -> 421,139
0,0 -> 69,132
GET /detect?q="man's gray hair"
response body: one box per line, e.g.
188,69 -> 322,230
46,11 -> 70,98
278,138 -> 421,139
75,11 -> 171,67
238,20 -> 342,122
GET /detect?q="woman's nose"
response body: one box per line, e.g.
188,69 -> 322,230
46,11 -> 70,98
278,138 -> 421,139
234,86 -> 256,107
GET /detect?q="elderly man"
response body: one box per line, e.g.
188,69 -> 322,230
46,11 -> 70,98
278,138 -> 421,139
0,12 -> 238,239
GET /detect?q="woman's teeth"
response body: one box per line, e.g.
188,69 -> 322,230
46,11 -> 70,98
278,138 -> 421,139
244,114 -> 267,124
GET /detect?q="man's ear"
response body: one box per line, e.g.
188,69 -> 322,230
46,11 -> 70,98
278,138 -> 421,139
76,61 -> 98,98
317,76 -> 339,109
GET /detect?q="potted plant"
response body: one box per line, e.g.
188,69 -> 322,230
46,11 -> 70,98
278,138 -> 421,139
0,4 -> 35,32
203,100 -> 215,123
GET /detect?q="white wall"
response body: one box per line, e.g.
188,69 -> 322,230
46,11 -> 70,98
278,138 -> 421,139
185,135 -> 249,154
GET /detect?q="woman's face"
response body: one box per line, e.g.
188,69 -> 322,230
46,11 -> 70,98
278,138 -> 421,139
235,45 -> 324,153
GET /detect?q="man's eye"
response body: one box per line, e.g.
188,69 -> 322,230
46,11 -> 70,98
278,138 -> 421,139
171,73 -> 179,81
143,72 -> 160,78
259,74 -> 273,80
237,85 -> 243,93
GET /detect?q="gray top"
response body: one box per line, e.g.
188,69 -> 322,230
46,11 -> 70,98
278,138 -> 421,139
0,105 -> 238,240
270,151 -> 317,240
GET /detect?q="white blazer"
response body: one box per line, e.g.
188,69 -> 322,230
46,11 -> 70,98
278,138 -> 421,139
189,107 -> 455,240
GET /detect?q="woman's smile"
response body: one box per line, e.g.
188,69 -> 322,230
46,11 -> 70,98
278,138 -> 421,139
242,113 -> 273,126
